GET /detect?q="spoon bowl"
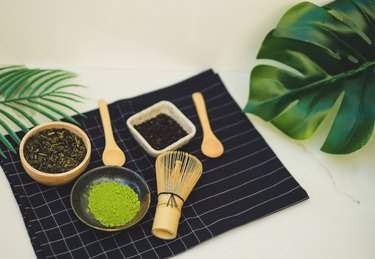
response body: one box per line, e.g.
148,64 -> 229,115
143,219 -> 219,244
102,148 -> 126,166
201,136 -> 224,158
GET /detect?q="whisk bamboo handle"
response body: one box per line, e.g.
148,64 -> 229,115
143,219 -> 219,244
192,92 -> 213,135
152,195 -> 184,240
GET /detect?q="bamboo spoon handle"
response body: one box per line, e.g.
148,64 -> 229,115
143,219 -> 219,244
192,92 -> 213,136
98,99 -> 117,146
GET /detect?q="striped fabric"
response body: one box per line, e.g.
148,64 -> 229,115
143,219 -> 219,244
0,70 -> 308,259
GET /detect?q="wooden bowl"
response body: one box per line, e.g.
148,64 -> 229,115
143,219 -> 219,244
19,121 -> 91,186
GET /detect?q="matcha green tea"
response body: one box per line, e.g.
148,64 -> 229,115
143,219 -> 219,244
88,182 -> 140,227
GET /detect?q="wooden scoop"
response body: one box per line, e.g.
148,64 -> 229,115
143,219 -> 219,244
98,99 -> 126,166
192,92 -> 224,158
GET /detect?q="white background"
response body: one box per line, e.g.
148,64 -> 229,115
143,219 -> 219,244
0,0 -> 374,258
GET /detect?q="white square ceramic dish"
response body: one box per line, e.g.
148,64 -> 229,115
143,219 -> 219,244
126,101 -> 196,157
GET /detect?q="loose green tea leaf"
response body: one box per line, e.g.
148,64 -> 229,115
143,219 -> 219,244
23,128 -> 86,173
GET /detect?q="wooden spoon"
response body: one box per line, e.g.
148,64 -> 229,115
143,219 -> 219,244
192,92 -> 224,158
98,99 -> 126,166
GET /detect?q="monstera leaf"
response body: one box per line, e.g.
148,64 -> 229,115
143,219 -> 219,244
244,0 -> 375,154
0,65 -> 86,158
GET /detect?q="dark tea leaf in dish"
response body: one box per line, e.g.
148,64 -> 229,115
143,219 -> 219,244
134,113 -> 187,150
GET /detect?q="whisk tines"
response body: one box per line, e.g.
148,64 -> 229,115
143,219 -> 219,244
156,151 -> 202,201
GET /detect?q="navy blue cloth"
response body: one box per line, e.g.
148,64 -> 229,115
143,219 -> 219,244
0,70 -> 308,259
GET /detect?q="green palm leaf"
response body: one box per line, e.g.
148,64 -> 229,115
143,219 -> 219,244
48,93 -> 83,102
244,0 -> 375,154
15,101 -> 59,122
0,65 -> 24,72
52,91 -> 87,100
38,75 -> 76,95
29,100 -> 79,125
0,118 -> 21,144
29,72 -> 74,96
0,133 -> 16,156
4,69 -> 44,98
17,70 -> 63,97
0,65 -> 86,159
52,84 -> 87,92
0,108 -> 29,133
42,97 -> 87,118
4,104 -> 39,126
0,68 -> 28,93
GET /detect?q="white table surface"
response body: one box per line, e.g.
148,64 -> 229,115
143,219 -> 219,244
0,0 -> 374,258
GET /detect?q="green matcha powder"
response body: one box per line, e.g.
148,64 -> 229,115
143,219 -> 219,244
88,182 -> 140,227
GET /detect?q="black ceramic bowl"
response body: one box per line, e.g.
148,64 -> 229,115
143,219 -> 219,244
70,166 -> 151,231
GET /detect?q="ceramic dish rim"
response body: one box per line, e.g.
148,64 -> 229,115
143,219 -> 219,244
126,100 -> 196,157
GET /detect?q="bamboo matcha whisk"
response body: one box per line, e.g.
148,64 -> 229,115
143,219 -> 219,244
152,151 -> 203,240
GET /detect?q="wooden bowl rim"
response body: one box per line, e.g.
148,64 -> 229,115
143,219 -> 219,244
19,121 -> 91,177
